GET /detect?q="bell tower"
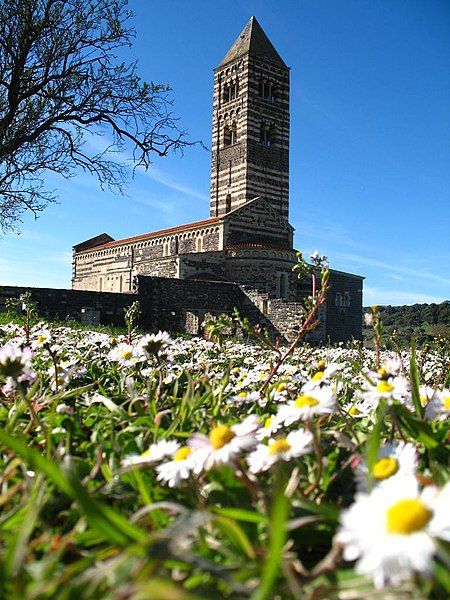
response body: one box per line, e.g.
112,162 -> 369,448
210,17 -> 290,220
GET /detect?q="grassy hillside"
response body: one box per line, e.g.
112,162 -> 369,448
363,301 -> 450,346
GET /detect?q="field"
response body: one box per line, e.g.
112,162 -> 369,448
0,311 -> 449,599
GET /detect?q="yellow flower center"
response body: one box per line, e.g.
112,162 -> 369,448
377,367 -> 388,379
264,416 -> 273,429
443,396 -> 450,410
312,371 -> 324,381
295,395 -> 319,409
277,383 -> 287,392
141,449 -> 151,458
237,391 -> 247,398
37,335 -> 48,345
420,395 -> 428,406
377,381 -> 394,394
209,425 -> 236,449
372,457 -> 399,480
269,438 -> 291,454
122,349 -> 133,360
174,447 -> 192,462
386,499 -> 432,535
348,406 -> 361,416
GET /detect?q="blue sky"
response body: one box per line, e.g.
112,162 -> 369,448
1,0 -> 449,306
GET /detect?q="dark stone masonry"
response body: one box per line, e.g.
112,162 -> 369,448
2,18 -> 363,344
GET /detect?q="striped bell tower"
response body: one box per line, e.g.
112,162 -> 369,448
210,17 -> 290,220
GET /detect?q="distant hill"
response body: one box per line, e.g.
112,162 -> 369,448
363,301 -> 450,346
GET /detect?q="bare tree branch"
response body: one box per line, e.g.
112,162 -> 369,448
0,0 -> 195,232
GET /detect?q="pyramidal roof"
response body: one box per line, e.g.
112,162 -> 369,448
218,16 -> 287,68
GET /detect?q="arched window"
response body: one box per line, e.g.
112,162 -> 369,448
223,79 -> 238,103
226,193 -> 232,213
224,122 -> 237,147
259,79 -> 276,102
119,275 -> 123,292
260,122 -> 276,146
224,125 -> 232,146
196,237 -> 203,252
99,277 -> 103,292
174,236 -> 179,254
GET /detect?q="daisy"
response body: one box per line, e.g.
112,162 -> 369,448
139,331 -> 172,358
354,442 -> 418,491
302,361 -> 340,391
255,414 -> 283,441
276,385 -> 336,425
336,477 -> 450,589
425,388 -> 450,420
342,401 -> 371,419
189,415 -> 259,473
0,344 -> 33,379
121,439 -> 179,469
248,429 -> 314,473
156,445 -> 195,487
108,342 -> 143,367
361,370 -> 409,408
31,329 -> 52,349
226,390 -> 262,406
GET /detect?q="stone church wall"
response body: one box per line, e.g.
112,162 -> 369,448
73,226 -> 222,292
225,198 -> 293,248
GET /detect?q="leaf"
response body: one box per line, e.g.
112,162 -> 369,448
213,515 -> 256,559
434,560 -> 450,594
294,498 -> 339,522
409,340 -> 423,418
0,430 -> 73,496
64,462 -> 147,545
0,431 -> 147,546
213,507 -> 267,524
393,405 -> 438,449
4,476 -> 46,578
250,464 -> 290,600
366,399 -> 386,470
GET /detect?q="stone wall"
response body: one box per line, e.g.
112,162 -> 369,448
0,286 -> 133,326
134,276 -> 280,340
0,271 -> 363,343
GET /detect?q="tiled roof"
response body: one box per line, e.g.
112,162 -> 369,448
75,217 -> 221,253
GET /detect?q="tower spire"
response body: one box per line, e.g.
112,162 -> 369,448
219,16 -> 287,68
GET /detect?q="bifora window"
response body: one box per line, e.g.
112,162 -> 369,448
224,122 -> 237,146
260,122 -> 276,146
223,79 -> 238,103
259,79 -> 276,102
335,292 -> 351,307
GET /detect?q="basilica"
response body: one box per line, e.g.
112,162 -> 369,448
72,17 -> 363,342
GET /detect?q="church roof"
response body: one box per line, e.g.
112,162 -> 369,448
73,233 -> 114,252
218,16 -> 287,68
75,217 -> 220,253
